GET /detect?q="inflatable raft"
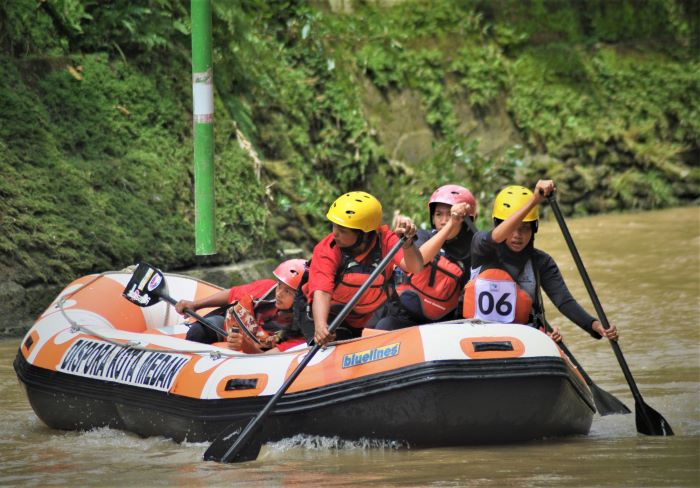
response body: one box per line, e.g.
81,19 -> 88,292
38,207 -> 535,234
14,271 -> 595,448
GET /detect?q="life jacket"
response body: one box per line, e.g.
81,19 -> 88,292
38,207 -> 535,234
329,234 -> 390,327
462,268 -> 533,325
396,252 -> 465,321
292,231 -> 396,344
224,287 -> 296,350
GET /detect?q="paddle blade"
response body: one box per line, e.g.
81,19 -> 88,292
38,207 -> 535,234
590,383 -> 631,416
122,262 -> 167,307
203,418 -> 263,463
635,400 -> 674,436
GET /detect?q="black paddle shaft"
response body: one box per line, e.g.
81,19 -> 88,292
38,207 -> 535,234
536,251 -> 629,417
206,236 -> 409,463
463,216 -> 478,235
548,195 -> 673,435
546,322 -> 630,416
157,293 -> 229,339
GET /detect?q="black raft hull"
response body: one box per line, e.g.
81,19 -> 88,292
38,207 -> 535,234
15,352 -> 594,446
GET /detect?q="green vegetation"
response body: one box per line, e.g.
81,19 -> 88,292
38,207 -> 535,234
318,0 -> 699,222
1,0 -> 698,304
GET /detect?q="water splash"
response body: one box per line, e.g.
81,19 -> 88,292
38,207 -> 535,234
267,434 -> 408,452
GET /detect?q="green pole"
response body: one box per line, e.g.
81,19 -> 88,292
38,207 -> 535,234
191,0 -> 216,255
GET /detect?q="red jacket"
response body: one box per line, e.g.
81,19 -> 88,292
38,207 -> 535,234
276,337 -> 306,352
306,225 -> 404,327
227,279 -> 276,304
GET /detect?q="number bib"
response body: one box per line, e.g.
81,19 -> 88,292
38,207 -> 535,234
473,277 -> 516,323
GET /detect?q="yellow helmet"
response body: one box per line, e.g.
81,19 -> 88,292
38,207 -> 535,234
492,185 -> 538,222
326,191 -> 382,233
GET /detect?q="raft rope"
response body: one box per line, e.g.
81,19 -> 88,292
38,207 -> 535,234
56,272 -> 243,361
53,272 -> 490,360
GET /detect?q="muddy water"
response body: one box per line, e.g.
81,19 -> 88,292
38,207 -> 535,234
1,207 -> 698,487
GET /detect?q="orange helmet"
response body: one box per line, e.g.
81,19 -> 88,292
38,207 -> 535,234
272,259 -> 306,290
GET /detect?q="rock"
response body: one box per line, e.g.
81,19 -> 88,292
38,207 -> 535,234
360,80 -> 435,165
0,280 -> 31,337
453,92 -> 523,158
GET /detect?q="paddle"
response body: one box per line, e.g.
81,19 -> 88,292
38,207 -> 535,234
470,213 -> 628,415
122,262 -> 228,339
543,319 -> 630,415
547,194 -> 673,435
531,247 -> 628,416
463,215 -> 479,235
203,235 -> 408,463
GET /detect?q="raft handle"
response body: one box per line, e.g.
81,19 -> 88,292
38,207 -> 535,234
472,341 -> 514,352
225,378 -> 259,391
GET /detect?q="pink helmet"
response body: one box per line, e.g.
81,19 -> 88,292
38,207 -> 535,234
428,184 -> 477,219
272,259 -> 306,290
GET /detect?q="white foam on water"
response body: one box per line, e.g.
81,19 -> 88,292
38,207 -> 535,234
42,426 -> 173,452
267,434 -> 408,452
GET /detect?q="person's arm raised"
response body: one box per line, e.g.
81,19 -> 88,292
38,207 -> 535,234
394,216 -> 423,273
418,202 -> 471,263
491,180 -> 554,243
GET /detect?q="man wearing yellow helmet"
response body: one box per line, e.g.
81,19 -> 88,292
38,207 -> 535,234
463,180 -> 619,342
295,191 -> 423,346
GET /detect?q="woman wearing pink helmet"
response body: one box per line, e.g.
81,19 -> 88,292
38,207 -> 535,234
375,184 -> 477,330
175,258 -> 308,352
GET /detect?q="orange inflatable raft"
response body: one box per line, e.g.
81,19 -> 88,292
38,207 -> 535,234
14,270 -> 595,447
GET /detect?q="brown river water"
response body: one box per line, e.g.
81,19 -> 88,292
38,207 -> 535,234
1,207 -> 698,487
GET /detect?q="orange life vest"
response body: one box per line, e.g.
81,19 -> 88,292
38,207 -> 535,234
462,268 -> 533,324
397,254 -> 465,320
329,235 -> 390,327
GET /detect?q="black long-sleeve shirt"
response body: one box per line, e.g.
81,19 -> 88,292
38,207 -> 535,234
415,224 -> 473,270
471,230 -> 600,338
